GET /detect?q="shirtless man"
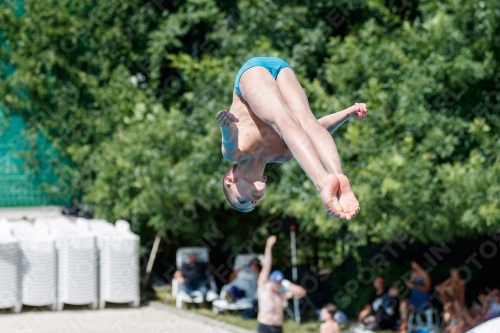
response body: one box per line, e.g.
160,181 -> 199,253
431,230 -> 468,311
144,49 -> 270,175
435,268 -> 468,332
435,268 -> 466,308
257,235 -> 306,333
216,57 -> 368,219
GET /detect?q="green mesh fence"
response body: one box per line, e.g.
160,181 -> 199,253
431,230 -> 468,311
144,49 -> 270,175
0,111 -> 71,207
1,3 -> 71,207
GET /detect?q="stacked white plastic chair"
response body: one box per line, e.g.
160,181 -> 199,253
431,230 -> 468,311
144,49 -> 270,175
0,219 -> 22,313
35,217 -> 99,310
212,254 -> 264,314
76,218 -> 140,309
173,247 -> 218,308
9,220 -> 57,310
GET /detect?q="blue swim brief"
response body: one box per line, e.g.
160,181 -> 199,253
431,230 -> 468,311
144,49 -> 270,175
234,57 -> 292,97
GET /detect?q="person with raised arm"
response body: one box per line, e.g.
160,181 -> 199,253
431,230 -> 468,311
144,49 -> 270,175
256,235 -> 306,333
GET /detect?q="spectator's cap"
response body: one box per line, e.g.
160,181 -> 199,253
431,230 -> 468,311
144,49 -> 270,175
269,270 -> 284,284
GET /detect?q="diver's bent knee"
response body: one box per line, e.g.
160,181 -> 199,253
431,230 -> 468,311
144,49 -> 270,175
299,116 -> 324,132
273,117 -> 301,136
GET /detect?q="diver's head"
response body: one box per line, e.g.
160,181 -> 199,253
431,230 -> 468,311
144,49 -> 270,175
222,163 -> 267,212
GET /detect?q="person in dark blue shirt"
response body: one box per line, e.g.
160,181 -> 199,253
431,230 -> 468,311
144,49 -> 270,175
174,253 -> 210,297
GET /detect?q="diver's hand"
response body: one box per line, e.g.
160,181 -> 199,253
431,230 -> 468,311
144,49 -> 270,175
348,103 -> 368,121
216,110 -> 239,128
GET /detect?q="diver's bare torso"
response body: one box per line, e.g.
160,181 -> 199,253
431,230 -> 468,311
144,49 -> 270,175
228,91 -> 292,163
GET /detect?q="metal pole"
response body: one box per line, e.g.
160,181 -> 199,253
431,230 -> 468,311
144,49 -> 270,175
290,226 -> 301,325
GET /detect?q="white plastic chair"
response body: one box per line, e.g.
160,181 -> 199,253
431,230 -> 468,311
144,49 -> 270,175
408,307 -> 442,333
212,254 -> 263,314
173,247 -> 217,308
233,254 -> 264,270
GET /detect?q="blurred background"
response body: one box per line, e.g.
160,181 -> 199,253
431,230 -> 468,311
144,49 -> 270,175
1,0 -> 499,330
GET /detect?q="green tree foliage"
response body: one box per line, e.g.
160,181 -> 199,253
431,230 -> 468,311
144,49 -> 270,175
1,0 -> 499,252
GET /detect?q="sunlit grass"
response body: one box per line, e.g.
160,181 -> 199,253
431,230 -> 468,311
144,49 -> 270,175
155,285 -> 321,332
154,285 -> 395,333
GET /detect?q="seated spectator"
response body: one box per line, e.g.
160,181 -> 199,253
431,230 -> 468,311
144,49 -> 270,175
467,288 -> 500,331
225,257 -> 261,302
436,268 -> 466,307
469,291 -> 488,322
435,268 -> 467,333
320,303 -> 340,333
399,260 -> 432,332
358,276 -> 400,330
173,252 -> 215,298
483,288 -> 500,321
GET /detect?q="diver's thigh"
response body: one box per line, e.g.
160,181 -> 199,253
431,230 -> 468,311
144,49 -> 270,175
275,68 -> 318,126
239,67 -> 298,127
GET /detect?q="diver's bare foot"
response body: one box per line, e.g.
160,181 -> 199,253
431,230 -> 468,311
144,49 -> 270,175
320,175 -> 344,219
337,174 -> 360,220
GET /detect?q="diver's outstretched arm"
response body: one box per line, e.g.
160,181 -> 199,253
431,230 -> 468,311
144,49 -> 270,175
317,103 -> 368,133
